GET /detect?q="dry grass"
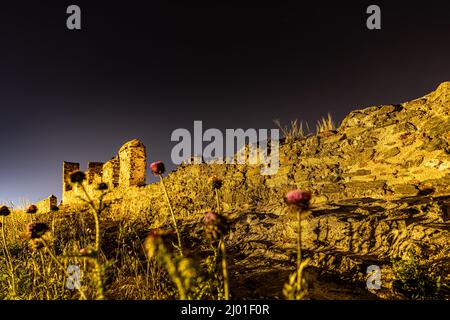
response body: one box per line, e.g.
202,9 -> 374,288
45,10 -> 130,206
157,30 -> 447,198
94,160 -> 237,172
0,204 -> 184,300
273,119 -> 311,142
274,114 -> 336,141
316,113 -> 335,134
0,174 -> 235,301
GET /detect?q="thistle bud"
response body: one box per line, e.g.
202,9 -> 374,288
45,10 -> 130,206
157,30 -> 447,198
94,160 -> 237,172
25,222 -> 50,239
285,190 -> 312,209
150,161 -> 166,175
97,182 -> 108,191
208,176 -> 223,190
70,170 -> 86,183
0,206 -> 11,217
204,211 -> 228,241
26,205 -> 38,214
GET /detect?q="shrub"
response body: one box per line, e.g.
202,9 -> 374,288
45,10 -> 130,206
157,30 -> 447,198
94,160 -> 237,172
392,253 -> 441,300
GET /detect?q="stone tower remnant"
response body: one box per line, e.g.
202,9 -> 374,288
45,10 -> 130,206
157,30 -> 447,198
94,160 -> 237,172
118,139 -> 147,187
103,156 -> 120,189
62,161 -> 80,202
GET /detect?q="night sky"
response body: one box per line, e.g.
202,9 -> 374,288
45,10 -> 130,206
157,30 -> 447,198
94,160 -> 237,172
1,1 -> 449,205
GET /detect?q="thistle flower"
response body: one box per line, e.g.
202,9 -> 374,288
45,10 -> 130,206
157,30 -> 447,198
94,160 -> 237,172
285,190 -> 312,209
97,182 -> 108,191
150,161 -> 165,175
204,211 -> 219,225
204,211 -> 228,241
0,206 -> 11,216
208,176 -> 223,190
153,161 -> 183,256
26,205 -> 38,214
70,170 -> 86,183
285,189 -> 311,298
25,222 -> 50,239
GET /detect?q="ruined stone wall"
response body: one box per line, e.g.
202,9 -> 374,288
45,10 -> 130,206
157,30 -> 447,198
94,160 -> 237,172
60,83 -> 450,208
103,156 -> 120,189
62,161 -> 80,204
36,195 -> 57,213
118,139 -> 146,187
61,139 -> 147,204
94,83 -> 450,219
87,162 -> 104,184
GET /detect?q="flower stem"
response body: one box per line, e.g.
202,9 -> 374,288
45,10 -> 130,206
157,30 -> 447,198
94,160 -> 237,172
93,259 -> 105,300
297,209 -> 303,292
161,251 -> 187,300
159,175 -> 183,256
215,189 -> 221,213
51,215 -> 56,234
219,238 -> 230,300
78,183 -> 101,253
75,182 -> 105,299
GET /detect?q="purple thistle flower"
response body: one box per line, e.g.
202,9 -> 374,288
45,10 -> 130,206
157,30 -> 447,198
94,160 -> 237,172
204,211 -> 228,241
150,161 -> 166,175
285,190 -> 312,209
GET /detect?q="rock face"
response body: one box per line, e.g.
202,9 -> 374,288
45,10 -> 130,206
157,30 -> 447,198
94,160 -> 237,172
58,83 -> 450,299
276,81 -> 450,203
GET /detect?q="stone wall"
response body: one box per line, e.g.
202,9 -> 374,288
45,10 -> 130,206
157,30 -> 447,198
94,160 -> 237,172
103,156 -> 120,189
61,139 -> 147,204
87,162 -> 104,184
118,139 -> 146,187
60,83 -> 449,209
36,195 -> 57,213
62,161 -> 80,203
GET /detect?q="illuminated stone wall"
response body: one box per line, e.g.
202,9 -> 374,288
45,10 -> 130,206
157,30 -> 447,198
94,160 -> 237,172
61,139 -> 147,204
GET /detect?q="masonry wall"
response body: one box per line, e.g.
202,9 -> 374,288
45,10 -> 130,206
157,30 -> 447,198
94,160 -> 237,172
103,156 -> 120,189
62,161 -> 80,203
118,139 -> 146,187
58,83 -> 450,207
62,139 -> 147,204
36,195 -> 58,213
87,162 -> 104,184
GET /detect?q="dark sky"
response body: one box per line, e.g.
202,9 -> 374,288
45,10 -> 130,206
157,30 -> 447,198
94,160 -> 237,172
1,1 -> 449,205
